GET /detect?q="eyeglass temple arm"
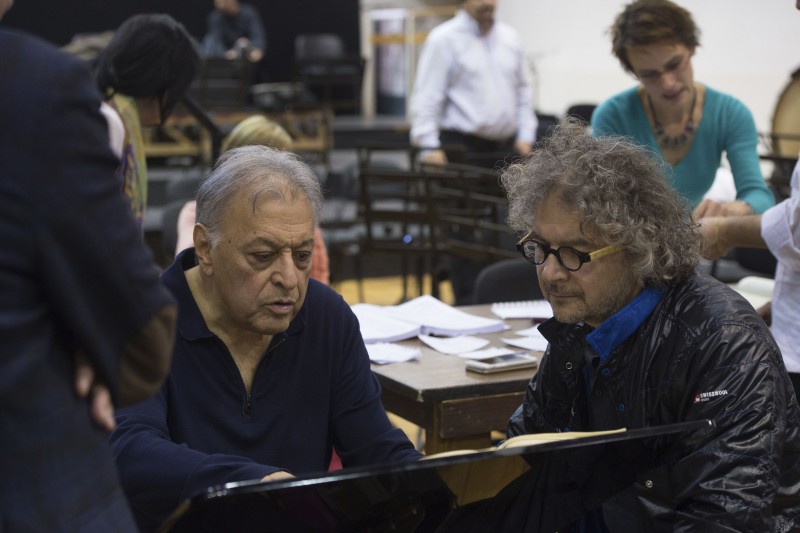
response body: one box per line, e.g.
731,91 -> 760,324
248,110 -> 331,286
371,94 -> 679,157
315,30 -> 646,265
588,244 -> 624,261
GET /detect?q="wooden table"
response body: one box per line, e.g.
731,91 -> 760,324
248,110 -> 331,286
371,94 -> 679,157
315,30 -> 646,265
371,305 -> 540,455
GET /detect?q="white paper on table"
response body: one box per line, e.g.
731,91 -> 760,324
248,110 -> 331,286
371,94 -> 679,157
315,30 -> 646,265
515,325 -> 545,337
366,343 -> 421,364
387,295 -> 508,336
502,335 -> 549,352
352,303 -> 422,343
457,347 -> 523,360
491,300 -> 553,320
418,334 -> 490,355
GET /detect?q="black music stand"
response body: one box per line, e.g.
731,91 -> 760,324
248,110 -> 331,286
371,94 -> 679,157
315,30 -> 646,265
159,419 -> 713,532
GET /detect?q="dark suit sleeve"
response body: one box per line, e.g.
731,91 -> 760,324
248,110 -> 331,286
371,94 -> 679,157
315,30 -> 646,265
27,46 -> 176,404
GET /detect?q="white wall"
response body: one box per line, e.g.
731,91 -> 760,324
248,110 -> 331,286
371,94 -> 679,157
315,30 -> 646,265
496,0 -> 800,134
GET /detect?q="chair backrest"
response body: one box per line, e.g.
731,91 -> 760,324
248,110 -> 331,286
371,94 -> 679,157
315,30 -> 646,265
292,34 -> 364,114
423,163 -> 519,264
534,112 -> 559,148
295,33 -> 346,59
473,258 -> 543,305
189,57 -> 253,110
354,158 -> 521,300
565,103 -> 597,125
733,248 -> 778,277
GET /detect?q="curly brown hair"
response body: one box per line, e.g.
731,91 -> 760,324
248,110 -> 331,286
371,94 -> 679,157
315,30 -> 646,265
610,0 -> 700,74
501,118 -> 700,286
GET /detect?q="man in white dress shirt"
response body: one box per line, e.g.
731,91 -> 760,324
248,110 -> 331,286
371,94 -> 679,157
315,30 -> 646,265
699,157 -> 800,396
409,0 -> 537,304
410,0 -> 537,168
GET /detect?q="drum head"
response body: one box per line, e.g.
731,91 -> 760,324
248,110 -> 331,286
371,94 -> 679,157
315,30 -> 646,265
772,67 -> 800,158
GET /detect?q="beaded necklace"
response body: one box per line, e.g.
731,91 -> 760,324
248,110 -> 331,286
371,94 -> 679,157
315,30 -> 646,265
647,88 -> 697,149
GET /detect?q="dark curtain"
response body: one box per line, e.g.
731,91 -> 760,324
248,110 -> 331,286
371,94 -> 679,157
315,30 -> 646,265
2,0 -> 360,82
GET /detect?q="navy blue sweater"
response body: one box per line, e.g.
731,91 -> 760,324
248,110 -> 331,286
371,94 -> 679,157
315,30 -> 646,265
110,250 -> 421,531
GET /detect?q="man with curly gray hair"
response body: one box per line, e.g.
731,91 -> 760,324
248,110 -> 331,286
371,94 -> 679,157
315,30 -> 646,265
504,120 -> 800,531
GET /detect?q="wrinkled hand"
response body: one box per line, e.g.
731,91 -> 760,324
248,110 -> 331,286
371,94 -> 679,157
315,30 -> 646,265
697,217 -> 728,260
74,355 -> 116,431
693,199 -> 752,219
260,470 -> 295,483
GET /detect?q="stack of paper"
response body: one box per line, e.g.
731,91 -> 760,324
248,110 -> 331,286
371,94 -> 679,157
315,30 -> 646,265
352,295 -> 507,344
490,300 -> 553,320
351,304 -> 422,343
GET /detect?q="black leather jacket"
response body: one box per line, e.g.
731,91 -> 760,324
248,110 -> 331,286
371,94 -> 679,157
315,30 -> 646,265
508,274 -> 800,532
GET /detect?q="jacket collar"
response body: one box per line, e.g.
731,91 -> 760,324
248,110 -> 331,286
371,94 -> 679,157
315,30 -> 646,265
538,286 -> 665,363
586,286 -> 664,362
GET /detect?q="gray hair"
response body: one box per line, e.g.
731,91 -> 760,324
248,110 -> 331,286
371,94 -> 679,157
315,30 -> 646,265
501,118 -> 700,286
196,145 -> 323,247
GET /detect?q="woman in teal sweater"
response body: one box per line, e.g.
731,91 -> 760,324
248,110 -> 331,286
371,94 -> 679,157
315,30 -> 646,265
591,0 -> 774,218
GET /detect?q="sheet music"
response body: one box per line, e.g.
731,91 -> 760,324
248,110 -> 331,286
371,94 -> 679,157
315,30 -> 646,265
352,303 -> 423,343
353,297 -> 507,344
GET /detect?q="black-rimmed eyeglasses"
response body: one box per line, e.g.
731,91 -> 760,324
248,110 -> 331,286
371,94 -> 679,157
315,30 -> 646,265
516,232 -> 623,272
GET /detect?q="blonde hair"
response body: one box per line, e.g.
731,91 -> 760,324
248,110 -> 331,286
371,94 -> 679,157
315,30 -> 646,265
221,115 -> 293,153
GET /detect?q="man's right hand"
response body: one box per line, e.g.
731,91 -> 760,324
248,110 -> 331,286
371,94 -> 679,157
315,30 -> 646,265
421,149 -> 448,166
261,471 -> 295,483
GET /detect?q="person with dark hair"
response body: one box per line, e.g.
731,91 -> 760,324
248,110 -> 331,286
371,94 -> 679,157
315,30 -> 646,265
110,146 -> 422,532
591,0 -> 774,220
502,119 -> 800,531
0,2 -> 176,530
202,0 -> 266,63
94,13 -> 201,227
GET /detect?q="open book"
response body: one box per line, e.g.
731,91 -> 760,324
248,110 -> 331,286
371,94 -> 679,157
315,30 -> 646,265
422,428 -> 627,460
497,428 -> 626,449
352,296 -> 507,344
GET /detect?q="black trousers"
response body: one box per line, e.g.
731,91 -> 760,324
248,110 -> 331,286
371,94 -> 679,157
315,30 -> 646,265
439,130 -> 517,169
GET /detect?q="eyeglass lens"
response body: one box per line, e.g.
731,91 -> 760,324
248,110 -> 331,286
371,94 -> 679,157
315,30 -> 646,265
522,241 -> 583,270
